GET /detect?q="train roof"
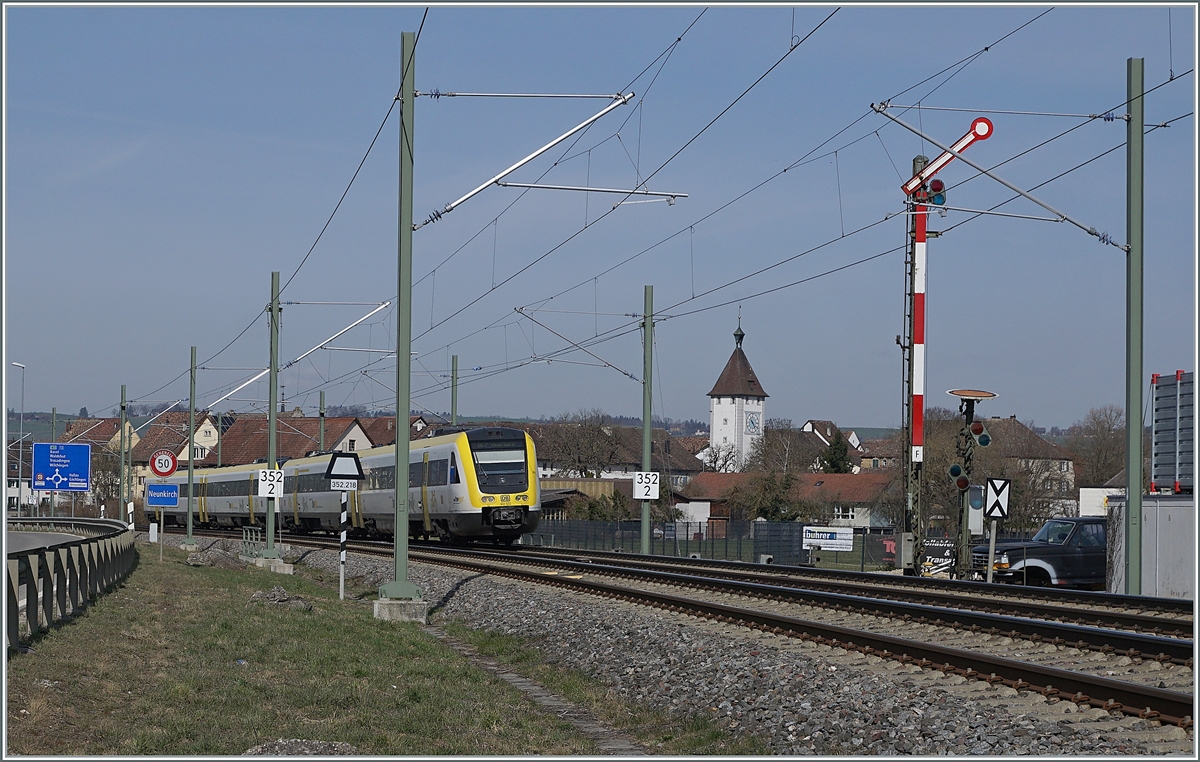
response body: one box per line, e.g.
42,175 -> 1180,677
170,426 -> 530,478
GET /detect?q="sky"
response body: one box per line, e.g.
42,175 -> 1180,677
3,3 -> 1196,435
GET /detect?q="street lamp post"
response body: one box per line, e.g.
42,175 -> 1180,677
11,363 -> 25,517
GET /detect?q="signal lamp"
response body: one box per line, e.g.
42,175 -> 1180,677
927,178 -> 947,205
968,484 -> 985,510
969,420 -> 991,447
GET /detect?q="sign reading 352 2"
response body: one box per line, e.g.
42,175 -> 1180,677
257,469 -> 284,497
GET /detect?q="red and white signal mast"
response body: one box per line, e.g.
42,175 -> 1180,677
898,117 -> 992,575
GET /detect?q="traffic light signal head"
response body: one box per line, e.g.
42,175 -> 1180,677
948,463 -> 969,491
969,420 -> 991,447
928,178 -> 947,205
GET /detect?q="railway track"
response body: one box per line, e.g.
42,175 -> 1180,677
479,544 -> 1194,631
164,529 -> 1196,727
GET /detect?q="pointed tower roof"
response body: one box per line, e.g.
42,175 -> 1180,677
707,321 -> 768,398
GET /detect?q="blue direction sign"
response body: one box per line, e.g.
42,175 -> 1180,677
32,443 -> 91,492
146,483 -> 180,508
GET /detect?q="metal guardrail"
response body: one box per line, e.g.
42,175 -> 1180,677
6,517 -> 136,653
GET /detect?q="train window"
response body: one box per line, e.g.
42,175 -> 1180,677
427,459 -> 449,486
449,453 -> 459,484
365,465 -> 395,491
409,462 -> 424,487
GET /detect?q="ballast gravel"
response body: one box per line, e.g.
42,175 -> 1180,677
312,550 -> 1192,756
157,537 -> 1193,756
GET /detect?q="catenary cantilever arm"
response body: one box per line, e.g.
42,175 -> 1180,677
415,93 -> 635,229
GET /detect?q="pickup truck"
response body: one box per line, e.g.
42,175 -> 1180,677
970,516 -> 1107,589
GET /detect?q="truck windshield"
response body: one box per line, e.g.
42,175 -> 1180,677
1031,520 -> 1074,545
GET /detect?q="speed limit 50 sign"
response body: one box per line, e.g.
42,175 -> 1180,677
150,449 -> 179,478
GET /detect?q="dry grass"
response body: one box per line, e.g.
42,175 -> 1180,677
440,622 -> 770,755
5,546 -> 598,756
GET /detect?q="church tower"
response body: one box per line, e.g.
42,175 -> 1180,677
707,321 -> 768,472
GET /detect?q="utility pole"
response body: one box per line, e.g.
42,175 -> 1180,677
379,30 -> 422,602
186,346 -> 196,547
640,285 -> 654,555
264,271 -> 281,559
956,399 -> 977,578
119,384 -> 126,521
1125,57 -> 1144,595
319,391 -> 326,452
451,355 -> 458,426
49,407 -> 56,516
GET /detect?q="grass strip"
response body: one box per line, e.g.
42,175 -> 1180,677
5,546 -> 597,756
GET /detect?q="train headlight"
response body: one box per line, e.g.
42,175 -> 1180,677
481,495 -> 496,503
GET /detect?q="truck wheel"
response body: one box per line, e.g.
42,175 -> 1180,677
1024,568 -> 1051,587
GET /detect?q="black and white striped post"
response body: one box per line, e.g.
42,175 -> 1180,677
324,451 -> 366,603
339,489 -> 349,600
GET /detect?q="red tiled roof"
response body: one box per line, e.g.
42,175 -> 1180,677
673,435 -> 710,456
197,415 -> 365,466
486,421 -> 705,474
686,470 -> 892,504
859,438 -> 901,459
130,412 -> 213,463
57,418 -> 122,448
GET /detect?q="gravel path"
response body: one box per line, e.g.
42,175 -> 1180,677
162,537 -> 1196,756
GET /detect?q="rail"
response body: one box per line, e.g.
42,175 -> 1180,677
6,517 -> 137,653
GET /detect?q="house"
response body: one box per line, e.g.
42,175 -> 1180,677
128,412 -> 220,499
982,416 -> 1078,516
749,420 -> 867,474
196,414 -> 371,467
359,415 -> 434,446
858,437 -> 900,470
6,440 -> 32,512
495,421 -> 706,489
58,417 -> 138,452
801,420 -> 862,450
48,417 -> 140,509
680,470 -> 896,528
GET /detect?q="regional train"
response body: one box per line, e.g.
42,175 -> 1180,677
155,427 -> 540,544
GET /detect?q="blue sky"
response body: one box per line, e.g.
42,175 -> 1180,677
4,4 -> 1196,433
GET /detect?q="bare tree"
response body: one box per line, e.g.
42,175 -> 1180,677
700,442 -> 742,473
744,418 -> 822,474
1066,405 -> 1126,488
537,409 -> 621,478
725,472 -> 800,521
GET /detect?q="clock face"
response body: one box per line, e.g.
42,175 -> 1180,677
745,412 -> 761,435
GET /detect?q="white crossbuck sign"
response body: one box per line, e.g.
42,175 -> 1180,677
985,478 -> 1011,519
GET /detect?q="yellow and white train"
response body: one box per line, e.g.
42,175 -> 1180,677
156,427 -> 540,543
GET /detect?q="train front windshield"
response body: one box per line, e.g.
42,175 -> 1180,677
468,430 -> 529,493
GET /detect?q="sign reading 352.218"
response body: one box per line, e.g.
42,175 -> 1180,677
257,469 -> 285,497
